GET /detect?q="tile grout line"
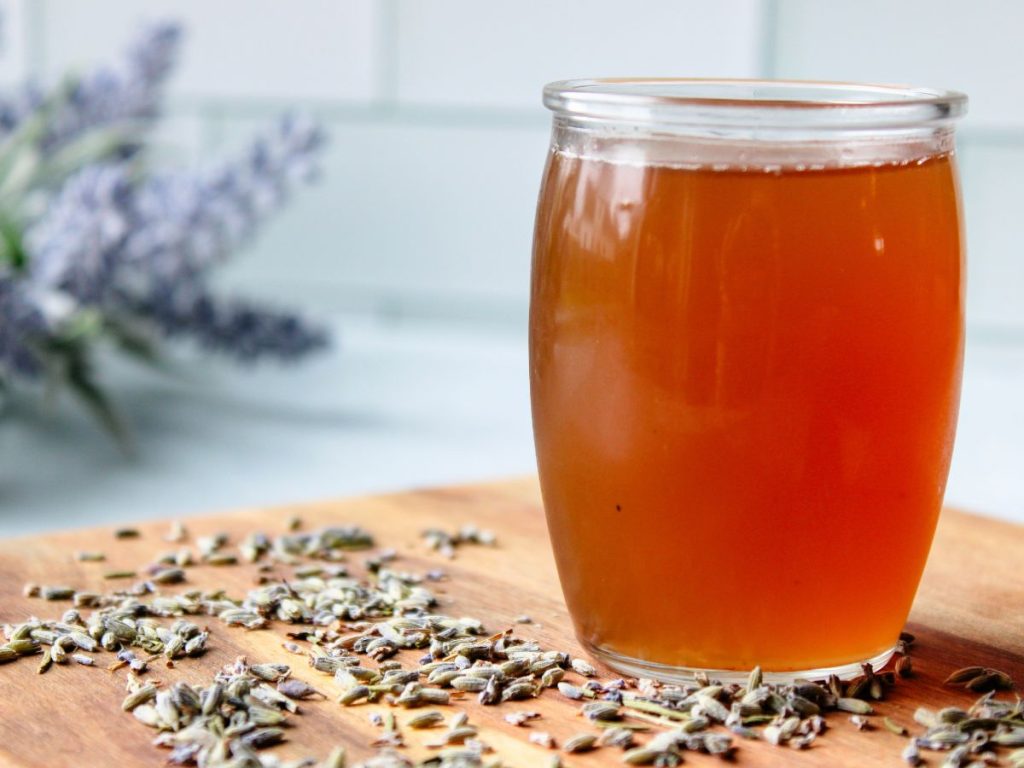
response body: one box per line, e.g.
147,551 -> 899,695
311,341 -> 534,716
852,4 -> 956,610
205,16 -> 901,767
24,0 -> 46,78
374,0 -> 400,112
367,0 -> 404,340
166,96 -> 548,132
757,0 -> 781,79
197,102 -> 226,154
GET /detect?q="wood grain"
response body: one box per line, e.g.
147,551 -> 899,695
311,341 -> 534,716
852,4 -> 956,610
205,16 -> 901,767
0,478 -> 1020,767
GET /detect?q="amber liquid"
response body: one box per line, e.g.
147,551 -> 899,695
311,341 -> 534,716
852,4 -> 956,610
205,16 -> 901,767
530,150 -> 964,672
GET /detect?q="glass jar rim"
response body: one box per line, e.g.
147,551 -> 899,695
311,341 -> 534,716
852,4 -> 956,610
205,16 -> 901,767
543,78 -> 967,132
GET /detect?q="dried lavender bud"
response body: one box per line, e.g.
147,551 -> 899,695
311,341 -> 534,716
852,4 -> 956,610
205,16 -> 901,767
557,682 -> 584,700
530,731 -> 555,749
570,658 -> 596,677
563,733 -> 598,753
277,678 -> 322,700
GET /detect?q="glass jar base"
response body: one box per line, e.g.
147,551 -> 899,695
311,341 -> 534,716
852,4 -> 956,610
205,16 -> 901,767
584,641 -> 896,685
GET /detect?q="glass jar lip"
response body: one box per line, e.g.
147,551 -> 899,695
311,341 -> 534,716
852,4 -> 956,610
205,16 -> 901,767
543,78 -> 967,132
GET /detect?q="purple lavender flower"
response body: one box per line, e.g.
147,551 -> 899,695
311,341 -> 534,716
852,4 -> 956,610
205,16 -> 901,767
25,114 -> 328,362
139,292 -> 329,361
124,114 -> 324,282
0,272 -> 47,378
42,21 -> 181,152
26,164 -> 133,303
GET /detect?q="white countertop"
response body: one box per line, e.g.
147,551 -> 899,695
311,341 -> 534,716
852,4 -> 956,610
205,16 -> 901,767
0,313 -> 1020,535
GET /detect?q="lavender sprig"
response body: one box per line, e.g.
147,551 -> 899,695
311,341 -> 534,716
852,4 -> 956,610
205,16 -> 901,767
37,21 -> 180,152
137,292 -> 329,362
46,21 -> 179,154
124,113 -> 324,283
25,114 -> 328,362
25,164 -> 131,304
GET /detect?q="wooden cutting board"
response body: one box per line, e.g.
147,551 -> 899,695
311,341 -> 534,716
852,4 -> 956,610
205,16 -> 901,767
0,478 -> 1020,767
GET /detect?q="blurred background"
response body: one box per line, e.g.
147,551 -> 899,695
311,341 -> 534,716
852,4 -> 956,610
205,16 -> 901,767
2,0 -> 1022,531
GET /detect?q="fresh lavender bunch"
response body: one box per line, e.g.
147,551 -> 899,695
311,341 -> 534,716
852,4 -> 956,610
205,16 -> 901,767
0,21 -> 330,441
27,115 -> 328,362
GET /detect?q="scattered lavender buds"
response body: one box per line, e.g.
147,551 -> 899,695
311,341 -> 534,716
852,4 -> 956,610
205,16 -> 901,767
4,516 -> 1021,768
421,525 -> 497,559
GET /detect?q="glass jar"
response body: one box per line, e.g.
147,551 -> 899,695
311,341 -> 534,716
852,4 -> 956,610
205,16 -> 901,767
530,79 -> 967,681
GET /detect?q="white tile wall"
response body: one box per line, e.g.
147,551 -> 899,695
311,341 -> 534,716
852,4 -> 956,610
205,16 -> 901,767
959,140 -> 1024,330
4,1 -> 1024,523
395,0 -> 768,110
774,0 -> 1024,130
5,0 -> 1023,335
211,115 -> 549,318
38,0 -> 381,102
